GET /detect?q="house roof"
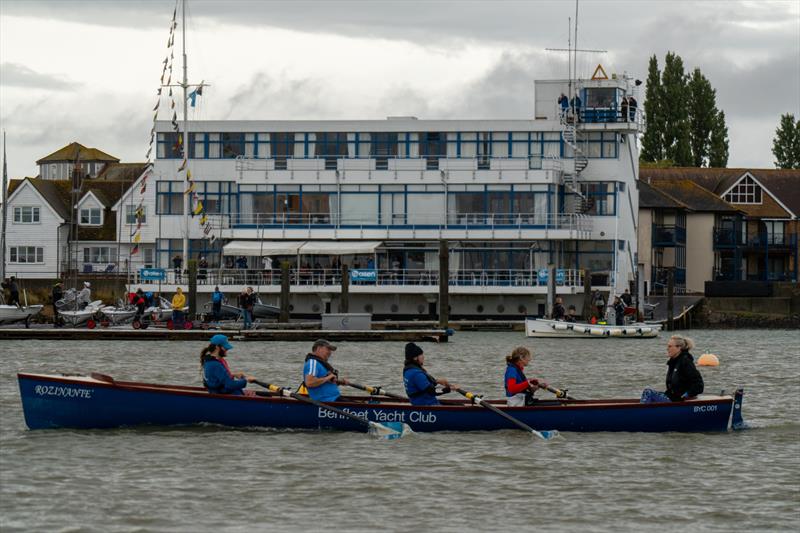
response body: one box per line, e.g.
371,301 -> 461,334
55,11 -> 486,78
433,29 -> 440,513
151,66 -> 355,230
6,170 -> 137,241
640,168 -> 800,218
638,180 -> 687,210
643,177 -> 740,213
36,142 -> 119,165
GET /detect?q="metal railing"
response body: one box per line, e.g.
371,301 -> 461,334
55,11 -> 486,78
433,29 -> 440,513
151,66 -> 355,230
652,224 -> 687,247
127,267 -> 592,289
713,229 -> 798,249
224,212 -> 591,232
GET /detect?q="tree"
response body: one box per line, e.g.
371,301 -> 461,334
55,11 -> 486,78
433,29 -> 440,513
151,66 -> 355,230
708,110 -> 729,168
772,113 -> 800,169
641,55 -> 665,162
688,68 -> 716,167
661,52 -> 692,166
640,52 -> 727,167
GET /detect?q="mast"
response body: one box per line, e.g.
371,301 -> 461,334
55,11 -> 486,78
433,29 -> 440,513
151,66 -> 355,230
1,131 -> 7,281
181,0 -> 190,272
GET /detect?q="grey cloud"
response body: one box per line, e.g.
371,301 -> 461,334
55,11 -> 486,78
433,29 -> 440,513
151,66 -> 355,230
0,63 -> 80,90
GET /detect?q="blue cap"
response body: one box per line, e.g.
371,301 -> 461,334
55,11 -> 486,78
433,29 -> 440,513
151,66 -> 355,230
209,334 -> 233,351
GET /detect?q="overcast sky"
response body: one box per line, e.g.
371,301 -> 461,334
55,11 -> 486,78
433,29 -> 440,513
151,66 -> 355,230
1,0 -> 798,183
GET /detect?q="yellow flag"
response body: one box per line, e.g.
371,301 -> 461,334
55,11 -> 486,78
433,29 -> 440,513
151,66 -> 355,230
133,233 -> 142,244
193,201 -> 203,215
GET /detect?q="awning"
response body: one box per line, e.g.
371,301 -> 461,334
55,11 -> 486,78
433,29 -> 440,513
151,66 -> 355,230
299,241 -> 383,255
222,241 -> 305,256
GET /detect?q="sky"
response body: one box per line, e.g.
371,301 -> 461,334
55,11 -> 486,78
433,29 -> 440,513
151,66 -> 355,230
0,0 -> 798,184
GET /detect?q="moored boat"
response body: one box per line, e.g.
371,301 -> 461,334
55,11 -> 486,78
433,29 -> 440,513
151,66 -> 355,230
18,373 -> 744,433
525,318 -> 662,338
0,304 -> 44,327
57,300 -> 104,327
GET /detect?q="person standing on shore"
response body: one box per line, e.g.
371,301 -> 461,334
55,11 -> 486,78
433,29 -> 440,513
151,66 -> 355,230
171,287 -> 186,326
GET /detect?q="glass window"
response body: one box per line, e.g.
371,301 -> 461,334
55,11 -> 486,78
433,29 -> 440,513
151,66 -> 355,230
13,206 -> 40,223
83,246 -> 112,263
80,208 -> 102,225
724,175 -> 762,204
208,133 -> 221,159
125,205 -> 147,225
340,193 -> 378,225
9,246 -> 44,263
580,182 -> 616,216
157,132 -> 182,159
156,181 -> 185,215
222,133 -> 244,158
190,133 -> 206,158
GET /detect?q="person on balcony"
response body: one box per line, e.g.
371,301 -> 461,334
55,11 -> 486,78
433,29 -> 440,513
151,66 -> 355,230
570,93 -> 582,121
403,343 -> 456,406
504,346 -> 548,407
172,255 -> 183,283
558,93 -> 569,119
198,256 -> 208,281
628,95 -> 637,121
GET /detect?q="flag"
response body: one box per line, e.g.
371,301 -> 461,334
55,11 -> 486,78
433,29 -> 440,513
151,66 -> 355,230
133,233 -> 142,244
199,214 -> 208,225
131,244 -> 139,256
193,201 -> 203,215
188,83 -> 204,107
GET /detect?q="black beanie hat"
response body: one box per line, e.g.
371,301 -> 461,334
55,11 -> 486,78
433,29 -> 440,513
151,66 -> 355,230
405,342 -> 424,361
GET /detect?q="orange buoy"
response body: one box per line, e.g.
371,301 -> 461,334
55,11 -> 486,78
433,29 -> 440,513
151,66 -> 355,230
698,353 -> 720,367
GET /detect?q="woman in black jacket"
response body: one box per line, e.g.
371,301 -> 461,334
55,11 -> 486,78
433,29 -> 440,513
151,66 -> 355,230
665,335 -> 704,401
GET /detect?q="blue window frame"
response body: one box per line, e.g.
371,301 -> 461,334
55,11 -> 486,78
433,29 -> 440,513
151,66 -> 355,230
157,132 -> 181,159
580,182 -> 617,216
156,238 -> 222,268
156,181 -> 184,214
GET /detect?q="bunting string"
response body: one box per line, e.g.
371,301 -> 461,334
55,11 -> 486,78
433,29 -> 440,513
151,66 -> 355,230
132,0 -> 215,256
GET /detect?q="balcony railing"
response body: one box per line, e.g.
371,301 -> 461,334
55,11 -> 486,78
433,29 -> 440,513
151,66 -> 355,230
652,224 -> 686,247
224,212 -> 591,233
714,229 -> 798,250
128,267 -> 596,289
651,266 -> 686,295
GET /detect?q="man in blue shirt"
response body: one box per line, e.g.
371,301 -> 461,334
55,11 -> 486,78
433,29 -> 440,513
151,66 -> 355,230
303,339 -> 349,402
403,343 -> 457,406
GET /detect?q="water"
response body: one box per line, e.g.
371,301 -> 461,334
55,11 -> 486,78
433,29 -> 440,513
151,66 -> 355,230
1,329 -> 799,532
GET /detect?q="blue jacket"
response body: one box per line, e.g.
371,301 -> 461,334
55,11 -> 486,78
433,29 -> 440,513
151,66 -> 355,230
203,359 -> 247,395
403,364 -> 440,406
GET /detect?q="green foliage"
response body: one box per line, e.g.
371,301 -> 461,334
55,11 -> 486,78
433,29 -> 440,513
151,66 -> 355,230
688,69 -> 716,166
771,113 -> 800,169
641,55 -> 664,162
640,52 -> 727,168
708,110 -> 729,168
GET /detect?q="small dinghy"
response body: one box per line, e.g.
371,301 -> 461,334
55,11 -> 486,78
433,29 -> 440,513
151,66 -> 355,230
0,304 -> 44,327
525,318 -> 662,338
58,300 -> 104,328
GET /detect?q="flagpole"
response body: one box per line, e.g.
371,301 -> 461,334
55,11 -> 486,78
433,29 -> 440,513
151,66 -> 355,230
181,0 -> 190,277
1,131 -> 7,282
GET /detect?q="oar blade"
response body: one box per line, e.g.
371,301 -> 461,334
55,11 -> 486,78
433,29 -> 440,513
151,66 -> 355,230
368,421 -> 414,440
537,429 -> 559,440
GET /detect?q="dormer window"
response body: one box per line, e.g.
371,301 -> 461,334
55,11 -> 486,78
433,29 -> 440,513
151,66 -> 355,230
80,208 -> 102,225
724,175 -> 762,204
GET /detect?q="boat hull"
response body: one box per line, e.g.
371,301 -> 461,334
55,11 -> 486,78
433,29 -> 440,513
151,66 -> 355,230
525,318 -> 661,338
18,373 -> 738,433
0,305 -> 43,325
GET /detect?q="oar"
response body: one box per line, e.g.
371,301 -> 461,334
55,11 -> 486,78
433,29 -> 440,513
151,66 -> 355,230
346,382 -> 406,399
253,380 -> 409,439
455,388 -> 558,441
538,383 -> 576,400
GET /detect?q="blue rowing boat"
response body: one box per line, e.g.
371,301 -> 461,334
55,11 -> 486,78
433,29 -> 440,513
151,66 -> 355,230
17,373 -> 746,433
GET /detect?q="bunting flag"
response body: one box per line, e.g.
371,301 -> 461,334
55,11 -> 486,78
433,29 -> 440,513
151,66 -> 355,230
133,0 -> 216,255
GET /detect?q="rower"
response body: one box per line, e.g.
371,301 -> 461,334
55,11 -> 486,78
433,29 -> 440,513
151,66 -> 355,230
303,339 -> 349,402
402,343 -> 457,406
201,334 -> 256,395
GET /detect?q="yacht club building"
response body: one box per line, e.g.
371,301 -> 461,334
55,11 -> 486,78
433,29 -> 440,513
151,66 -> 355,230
117,74 -> 642,317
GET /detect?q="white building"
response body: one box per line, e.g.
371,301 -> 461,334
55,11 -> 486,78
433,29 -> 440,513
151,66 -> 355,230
117,72 -> 642,318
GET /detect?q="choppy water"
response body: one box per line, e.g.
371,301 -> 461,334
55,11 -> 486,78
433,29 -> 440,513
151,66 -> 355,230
1,329 -> 799,532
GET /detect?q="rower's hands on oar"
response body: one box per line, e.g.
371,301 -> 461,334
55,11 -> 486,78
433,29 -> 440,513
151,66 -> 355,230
529,378 -> 549,390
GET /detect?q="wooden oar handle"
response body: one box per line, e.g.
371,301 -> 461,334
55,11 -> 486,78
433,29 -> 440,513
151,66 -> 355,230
539,384 -> 575,400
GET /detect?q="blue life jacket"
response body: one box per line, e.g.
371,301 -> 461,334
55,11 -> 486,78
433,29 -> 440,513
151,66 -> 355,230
504,362 -> 528,397
203,358 -> 246,395
212,291 -> 223,304
403,363 -> 440,406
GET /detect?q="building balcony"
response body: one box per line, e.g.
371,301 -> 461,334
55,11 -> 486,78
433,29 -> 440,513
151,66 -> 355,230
219,212 -> 593,240
129,267 -> 607,294
652,224 -> 686,247
714,228 -> 798,251
650,266 -> 686,295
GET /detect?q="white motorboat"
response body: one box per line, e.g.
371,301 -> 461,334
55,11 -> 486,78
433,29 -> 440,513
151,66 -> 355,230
525,318 -> 662,338
0,304 -> 44,327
